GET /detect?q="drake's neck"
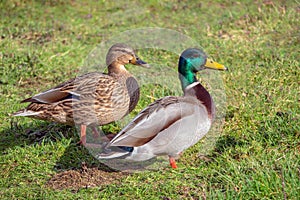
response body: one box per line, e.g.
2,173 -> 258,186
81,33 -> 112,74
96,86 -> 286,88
184,81 -> 215,120
179,70 -> 197,91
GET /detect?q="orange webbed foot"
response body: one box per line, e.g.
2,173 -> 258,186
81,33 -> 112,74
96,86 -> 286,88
169,156 -> 178,169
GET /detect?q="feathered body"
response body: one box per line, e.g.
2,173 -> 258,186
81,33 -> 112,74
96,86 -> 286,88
13,43 -> 149,145
15,72 -> 138,126
98,48 -> 227,168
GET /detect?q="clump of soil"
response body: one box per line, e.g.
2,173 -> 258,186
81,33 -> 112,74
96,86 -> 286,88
47,164 -> 127,190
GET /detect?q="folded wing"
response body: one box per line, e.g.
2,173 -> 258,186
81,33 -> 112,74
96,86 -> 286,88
109,96 -> 202,147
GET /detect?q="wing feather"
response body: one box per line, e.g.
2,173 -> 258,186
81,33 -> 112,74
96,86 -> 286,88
21,72 -> 114,104
109,96 -> 198,147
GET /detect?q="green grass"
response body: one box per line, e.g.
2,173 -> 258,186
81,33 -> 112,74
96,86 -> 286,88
1,0 -> 299,199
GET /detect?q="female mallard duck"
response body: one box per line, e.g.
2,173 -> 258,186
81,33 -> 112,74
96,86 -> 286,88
98,48 -> 227,168
13,43 -> 149,146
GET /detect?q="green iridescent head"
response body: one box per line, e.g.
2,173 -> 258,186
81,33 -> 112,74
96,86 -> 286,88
178,48 -> 227,90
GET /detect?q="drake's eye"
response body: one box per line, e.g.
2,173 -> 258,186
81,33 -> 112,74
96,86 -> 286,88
136,57 -> 139,60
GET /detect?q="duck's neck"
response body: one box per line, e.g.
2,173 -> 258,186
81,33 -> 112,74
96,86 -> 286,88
179,70 -> 197,91
180,73 -> 215,120
108,62 -> 139,114
108,62 -> 130,76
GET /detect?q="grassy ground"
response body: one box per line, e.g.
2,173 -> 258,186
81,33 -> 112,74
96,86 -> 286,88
1,0 -> 299,199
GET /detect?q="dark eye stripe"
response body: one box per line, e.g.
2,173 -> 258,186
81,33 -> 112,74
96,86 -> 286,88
114,47 -> 134,55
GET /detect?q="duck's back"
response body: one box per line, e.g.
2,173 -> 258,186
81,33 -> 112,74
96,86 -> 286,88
14,71 -> 139,126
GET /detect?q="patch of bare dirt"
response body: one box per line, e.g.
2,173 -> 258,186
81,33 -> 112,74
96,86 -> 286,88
47,163 -> 127,190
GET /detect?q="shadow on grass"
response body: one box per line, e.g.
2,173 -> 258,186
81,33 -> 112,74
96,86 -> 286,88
54,142 -> 116,172
0,118 -> 76,151
213,135 -> 248,154
48,141 -> 133,190
1,119 -> 116,171
2,119 -> 129,189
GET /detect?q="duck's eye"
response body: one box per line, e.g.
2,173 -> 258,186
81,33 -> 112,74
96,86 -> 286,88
136,57 -> 140,60
210,60 -> 213,63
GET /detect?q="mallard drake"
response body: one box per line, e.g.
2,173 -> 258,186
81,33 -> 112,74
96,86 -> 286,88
97,48 -> 227,168
13,43 -> 149,146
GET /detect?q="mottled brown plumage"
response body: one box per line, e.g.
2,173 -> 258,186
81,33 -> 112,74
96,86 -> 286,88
13,43 -> 149,146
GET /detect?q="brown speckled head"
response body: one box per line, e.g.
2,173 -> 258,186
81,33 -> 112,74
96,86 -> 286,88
106,43 -> 149,74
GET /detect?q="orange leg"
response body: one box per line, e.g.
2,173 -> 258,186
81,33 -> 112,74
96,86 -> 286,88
169,156 -> 178,169
78,125 -> 106,148
78,124 -> 87,146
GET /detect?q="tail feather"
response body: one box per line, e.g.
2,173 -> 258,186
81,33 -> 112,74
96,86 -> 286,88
97,146 -> 133,159
12,109 -> 41,117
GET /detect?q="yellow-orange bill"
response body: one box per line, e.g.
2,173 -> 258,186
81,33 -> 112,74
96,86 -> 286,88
205,58 -> 227,70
